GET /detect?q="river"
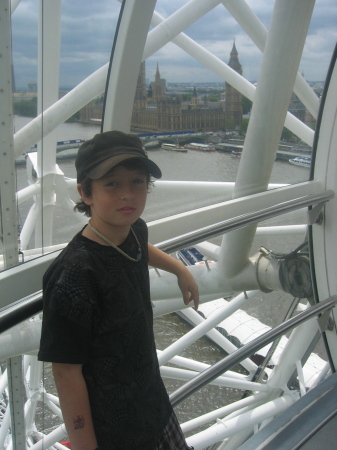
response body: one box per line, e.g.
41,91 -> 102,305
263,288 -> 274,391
14,115 -> 309,227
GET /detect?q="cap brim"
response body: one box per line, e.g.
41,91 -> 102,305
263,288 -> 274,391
87,154 -> 162,179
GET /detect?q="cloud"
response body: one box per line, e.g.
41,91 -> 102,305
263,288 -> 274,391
11,0 -> 336,89
146,0 -> 336,83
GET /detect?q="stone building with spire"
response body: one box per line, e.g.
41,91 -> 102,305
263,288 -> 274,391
225,41 -> 243,129
80,44 -> 244,132
134,61 -> 147,109
131,64 -> 226,132
131,42 -> 243,132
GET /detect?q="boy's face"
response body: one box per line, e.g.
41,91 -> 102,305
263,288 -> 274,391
79,164 -> 148,233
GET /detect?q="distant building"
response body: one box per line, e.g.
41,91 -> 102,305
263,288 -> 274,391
12,92 -> 37,102
225,41 -> 243,129
79,44 -> 244,132
131,42 -> 243,132
289,91 -> 317,130
131,62 -> 225,132
27,81 -> 37,93
78,96 -> 104,123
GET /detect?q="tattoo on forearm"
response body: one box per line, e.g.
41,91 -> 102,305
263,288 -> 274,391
73,415 -> 85,430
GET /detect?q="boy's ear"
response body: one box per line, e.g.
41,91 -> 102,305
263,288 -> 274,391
77,184 -> 92,205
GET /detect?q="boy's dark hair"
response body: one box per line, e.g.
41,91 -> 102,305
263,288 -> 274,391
74,177 -> 93,217
74,159 -> 153,217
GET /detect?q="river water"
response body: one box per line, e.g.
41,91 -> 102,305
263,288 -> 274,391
14,115 -> 309,231
12,116 -> 321,440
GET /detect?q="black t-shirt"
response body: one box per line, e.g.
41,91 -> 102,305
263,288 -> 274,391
38,218 -> 172,449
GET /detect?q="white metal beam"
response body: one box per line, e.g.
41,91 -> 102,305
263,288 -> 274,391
10,0 -> 19,13
220,0 -> 315,277
149,10 -> 315,147
144,0 -> 221,59
13,65 -> 109,156
221,0 -> 319,119
102,0 -> 157,132
34,0 -> 62,249
6,356 -> 26,449
157,291 -> 258,366
186,395 -> 295,449
148,180 -> 321,244
311,48 -> 337,367
0,0 -> 19,269
152,180 -> 285,196
0,180 -> 321,309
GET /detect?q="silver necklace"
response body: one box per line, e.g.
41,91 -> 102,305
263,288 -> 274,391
87,220 -> 142,262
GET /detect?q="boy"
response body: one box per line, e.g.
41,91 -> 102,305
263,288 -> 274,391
38,130 -> 198,450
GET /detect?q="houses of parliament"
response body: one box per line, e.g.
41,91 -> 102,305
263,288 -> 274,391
79,42 -> 243,133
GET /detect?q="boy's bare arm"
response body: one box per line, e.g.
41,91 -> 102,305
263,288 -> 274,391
52,363 -> 98,450
148,243 -> 199,310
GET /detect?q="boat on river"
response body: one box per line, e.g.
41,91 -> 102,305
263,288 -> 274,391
161,143 -> 187,152
29,139 -> 84,152
16,139 -> 85,165
143,139 -> 160,150
184,142 -> 216,151
1,1 -> 337,449
215,142 -> 244,152
289,156 -> 311,167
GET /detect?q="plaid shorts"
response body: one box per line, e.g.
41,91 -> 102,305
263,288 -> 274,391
154,411 -> 193,450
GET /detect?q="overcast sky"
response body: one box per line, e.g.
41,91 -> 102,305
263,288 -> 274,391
11,0 -> 337,90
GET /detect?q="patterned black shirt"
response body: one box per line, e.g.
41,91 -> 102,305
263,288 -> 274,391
38,218 -> 172,449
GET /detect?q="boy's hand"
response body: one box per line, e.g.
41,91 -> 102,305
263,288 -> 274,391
147,244 -> 199,309
177,267 -> 199,310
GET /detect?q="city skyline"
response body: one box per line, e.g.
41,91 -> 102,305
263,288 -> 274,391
11,0 -> 337,90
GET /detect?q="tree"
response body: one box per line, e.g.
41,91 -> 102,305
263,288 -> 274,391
224,118 -> 234,131
208,94 -> 219,102
13,98 -> 37,117
66,111 -> 80,123
281,127 -> 296,141
181,93 -> 192,101
242,96 -> 252,114
239,118 -> 249,135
